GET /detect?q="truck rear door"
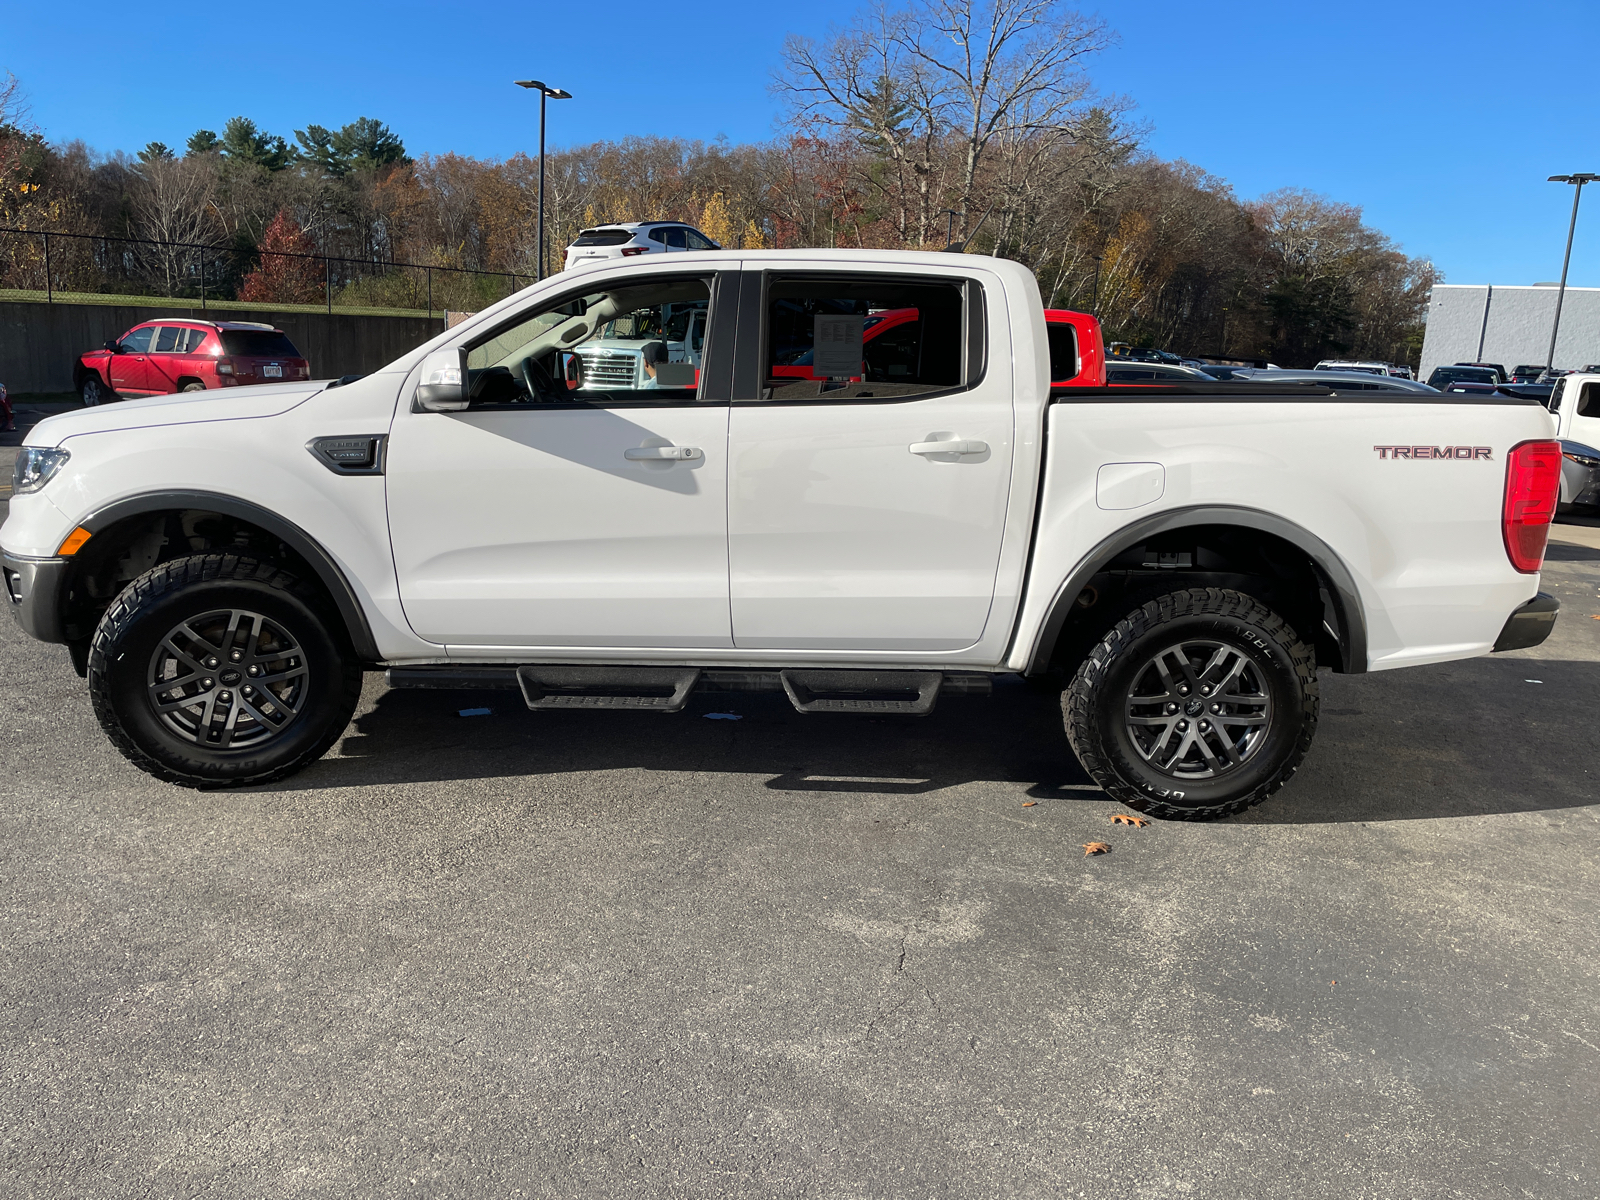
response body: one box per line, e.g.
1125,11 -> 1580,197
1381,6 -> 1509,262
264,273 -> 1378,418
725,267 -> 1013,651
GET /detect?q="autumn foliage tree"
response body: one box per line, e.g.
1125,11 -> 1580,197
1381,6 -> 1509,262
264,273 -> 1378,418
239,210 -> 323,304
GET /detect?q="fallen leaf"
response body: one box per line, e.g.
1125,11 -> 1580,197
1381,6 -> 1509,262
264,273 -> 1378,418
1021,801 -> 1038,807
1082,841 -> 1111,857
1111,814 -> 1151,827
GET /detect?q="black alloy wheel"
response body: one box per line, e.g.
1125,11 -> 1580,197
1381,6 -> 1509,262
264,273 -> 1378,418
89,554 -> 362,789
1063,588 -> 1318,820
1122,639 -> 1273,780
146,608 -> 311,750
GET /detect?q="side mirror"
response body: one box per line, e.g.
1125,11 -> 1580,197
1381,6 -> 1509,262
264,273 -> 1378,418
413,347 -> 469,412
103,340 -> 122,353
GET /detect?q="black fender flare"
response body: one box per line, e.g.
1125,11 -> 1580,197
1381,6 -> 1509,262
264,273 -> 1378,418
1023,504 -> 1368,675
79,490 -> 382,662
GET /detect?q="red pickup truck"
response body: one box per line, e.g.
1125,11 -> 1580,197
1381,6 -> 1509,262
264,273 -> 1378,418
771,305 -> 1107,388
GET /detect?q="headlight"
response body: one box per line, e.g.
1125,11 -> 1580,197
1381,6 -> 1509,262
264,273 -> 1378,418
12,447 -> 70,494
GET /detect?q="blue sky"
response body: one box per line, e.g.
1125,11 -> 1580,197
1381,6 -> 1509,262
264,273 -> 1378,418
6,0 -> 1598,286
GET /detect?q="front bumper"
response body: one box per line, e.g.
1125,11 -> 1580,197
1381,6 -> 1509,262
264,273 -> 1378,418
1492,592 -> 1559,653
2,550 -> 68,643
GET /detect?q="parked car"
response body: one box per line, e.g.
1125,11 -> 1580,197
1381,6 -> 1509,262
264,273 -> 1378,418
564,222 -> 720,271
1233,370 -> 1441,394
1312,359 -> 1410,377
1557,441 -> 1600,512
1426,364 -> 1500,391
1454,361 -> 1508,383
1108,345 -> 1185,365
1107,362 -> 1216,383
1509,364 -> 1549,383
74,321 -> 310,405
4,249 -> 1561,823
1548,372 -> 1600,512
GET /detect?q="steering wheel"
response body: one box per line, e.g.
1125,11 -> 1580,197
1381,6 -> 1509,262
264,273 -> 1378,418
519,354 -> 566,404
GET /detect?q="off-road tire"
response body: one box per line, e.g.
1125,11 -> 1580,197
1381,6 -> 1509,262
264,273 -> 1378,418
1063,588 -> 1318,821
88,554 -> 362,789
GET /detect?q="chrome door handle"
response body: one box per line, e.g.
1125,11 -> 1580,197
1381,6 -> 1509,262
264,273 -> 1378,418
625,445 -> 702,461
909,439 -> 988,456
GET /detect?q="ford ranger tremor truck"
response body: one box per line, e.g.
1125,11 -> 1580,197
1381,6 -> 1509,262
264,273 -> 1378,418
1,251 -> 1562,820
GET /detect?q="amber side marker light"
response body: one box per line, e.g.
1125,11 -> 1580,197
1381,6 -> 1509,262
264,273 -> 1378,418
57,527 -> 92,556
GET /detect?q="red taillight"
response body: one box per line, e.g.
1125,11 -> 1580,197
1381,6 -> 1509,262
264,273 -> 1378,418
1502,439 -> 1561,572
620,247 -> 649,257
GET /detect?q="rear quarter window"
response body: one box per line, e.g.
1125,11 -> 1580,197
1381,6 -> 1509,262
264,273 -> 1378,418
220,331 -> 301,357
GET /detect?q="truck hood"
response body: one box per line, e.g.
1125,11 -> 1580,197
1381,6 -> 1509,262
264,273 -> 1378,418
25,381 -> 326,447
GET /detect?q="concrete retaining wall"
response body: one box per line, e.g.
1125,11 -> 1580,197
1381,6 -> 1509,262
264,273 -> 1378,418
0,301 -> 443,394
1419,284 -> 1600,379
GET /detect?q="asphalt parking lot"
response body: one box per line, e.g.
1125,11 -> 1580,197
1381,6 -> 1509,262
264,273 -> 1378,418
2,406 -> 1598,1198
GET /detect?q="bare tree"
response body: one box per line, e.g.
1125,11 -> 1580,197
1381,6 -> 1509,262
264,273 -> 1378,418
129,155 -> 216,293
777,0 -> 1113,243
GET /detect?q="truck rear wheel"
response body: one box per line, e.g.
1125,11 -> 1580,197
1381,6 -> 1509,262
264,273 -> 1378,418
87,554 -> 362,789
1063,588 -> 1318,820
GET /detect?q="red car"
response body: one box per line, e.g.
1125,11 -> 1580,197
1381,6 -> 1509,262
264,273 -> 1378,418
771,305 -> 1107,387
74,320 -> 310,406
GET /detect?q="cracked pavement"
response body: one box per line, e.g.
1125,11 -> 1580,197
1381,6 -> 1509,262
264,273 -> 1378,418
2,428 -> 1598,1196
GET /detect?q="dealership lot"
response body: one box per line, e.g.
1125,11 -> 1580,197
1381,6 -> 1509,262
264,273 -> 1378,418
2,408 -> 1598,1197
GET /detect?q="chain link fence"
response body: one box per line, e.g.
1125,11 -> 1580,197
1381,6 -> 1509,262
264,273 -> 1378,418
0,227 -> 528,319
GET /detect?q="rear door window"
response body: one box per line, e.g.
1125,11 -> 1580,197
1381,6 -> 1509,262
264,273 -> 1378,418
664,228 -> 688,249
760,275 -> 970,401
153,326 -> 180,352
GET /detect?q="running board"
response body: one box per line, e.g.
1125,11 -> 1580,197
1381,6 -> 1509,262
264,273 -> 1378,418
779,669 -> 942,715
516,665 -> 701,712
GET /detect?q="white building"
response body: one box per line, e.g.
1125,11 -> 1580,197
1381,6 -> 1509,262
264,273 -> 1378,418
1419,283 -> 1600,378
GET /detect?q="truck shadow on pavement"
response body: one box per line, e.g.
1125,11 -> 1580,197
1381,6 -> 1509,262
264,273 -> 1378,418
286,656 -> 1600,825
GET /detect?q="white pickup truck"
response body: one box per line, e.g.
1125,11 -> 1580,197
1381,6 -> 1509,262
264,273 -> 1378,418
1,251 -> 1565,819
1548,373 -> 1600,511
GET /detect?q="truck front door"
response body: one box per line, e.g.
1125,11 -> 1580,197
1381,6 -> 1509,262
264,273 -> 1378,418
726,268 -> 1014,651
385,270 -> 736,650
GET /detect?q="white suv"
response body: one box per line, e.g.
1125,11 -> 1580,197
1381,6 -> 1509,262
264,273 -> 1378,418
564,222 -> 720,270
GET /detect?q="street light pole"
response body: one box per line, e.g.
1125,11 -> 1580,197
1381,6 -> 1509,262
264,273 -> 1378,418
1544,172 -> 1598,373
514,79 -> 573,281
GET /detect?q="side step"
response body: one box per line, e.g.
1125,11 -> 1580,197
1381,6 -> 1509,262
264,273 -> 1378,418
779,669 -> 942,715
516,665 -> 701,712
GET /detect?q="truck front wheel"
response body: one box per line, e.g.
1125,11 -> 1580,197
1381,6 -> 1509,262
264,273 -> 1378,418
1063,588 -> 1318,820
88,554 -> 362,789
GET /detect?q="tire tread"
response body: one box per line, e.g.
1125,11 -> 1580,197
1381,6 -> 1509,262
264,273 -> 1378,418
1063,587 -> 1318,821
